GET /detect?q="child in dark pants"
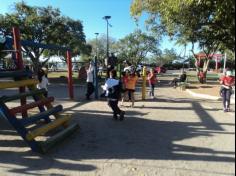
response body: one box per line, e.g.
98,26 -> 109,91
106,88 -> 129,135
102,70 -> 125,121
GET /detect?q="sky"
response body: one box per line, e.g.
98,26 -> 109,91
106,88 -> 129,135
0,0 -> 192,55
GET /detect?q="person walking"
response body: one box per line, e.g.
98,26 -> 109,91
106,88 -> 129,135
86,62 -> 95,100
220,70 -> 235,112
102,70 -> 125,121
148,68 -> 157,99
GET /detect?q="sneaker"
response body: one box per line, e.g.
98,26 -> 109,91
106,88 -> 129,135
113,115 -> 118,120
223,109 -> 227,113
227,108 -> 231,112
119,111 -> 125,121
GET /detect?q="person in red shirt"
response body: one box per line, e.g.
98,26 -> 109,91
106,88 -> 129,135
148,68 -> 157,99
220,71 -> 235,112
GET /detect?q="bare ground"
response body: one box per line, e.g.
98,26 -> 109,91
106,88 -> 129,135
0,79 -> 235,176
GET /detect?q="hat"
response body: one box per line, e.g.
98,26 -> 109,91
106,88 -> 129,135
226,71 -> 233,76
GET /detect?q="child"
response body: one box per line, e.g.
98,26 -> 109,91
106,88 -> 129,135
37,69 -> 49,97
148,68 -> 157,99
121,71 -> 129,106
102,70 -> 125,121
126,71 -> 139,108
85,62 -> 95,100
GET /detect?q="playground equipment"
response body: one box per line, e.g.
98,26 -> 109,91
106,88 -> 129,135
0,27 -> 79,153
0,71 -> 79,153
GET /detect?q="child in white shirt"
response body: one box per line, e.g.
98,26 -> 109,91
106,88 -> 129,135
37,69 -> 49,97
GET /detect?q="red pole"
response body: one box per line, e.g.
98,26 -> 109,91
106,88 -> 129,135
13,27 -> 24,69
215,56 -> 218,72
12,27 -> 27,117
67,50 -> 74,99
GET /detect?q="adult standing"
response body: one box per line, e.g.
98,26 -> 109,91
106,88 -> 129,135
86,61 -> 95,100
148,68 -> 157,99
220,70 -> 235,112
106,53 -> 117,78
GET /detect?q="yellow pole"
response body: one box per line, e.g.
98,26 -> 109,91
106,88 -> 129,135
142,66 -> 147,100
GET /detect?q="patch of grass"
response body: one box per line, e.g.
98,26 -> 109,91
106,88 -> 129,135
48,71 -> 78,79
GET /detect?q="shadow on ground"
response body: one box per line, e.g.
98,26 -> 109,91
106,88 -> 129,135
0,97 -> 235,175
0,78 -> 234,175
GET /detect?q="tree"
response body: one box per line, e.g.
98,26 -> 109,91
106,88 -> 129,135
87,34 -> 116,65
114,29 -> 159,65
0,2 -> 91,72
131,0 -> 235,82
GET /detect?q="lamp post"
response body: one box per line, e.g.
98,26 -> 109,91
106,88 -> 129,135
103,16 -> 111,64
94,33 -> 99,99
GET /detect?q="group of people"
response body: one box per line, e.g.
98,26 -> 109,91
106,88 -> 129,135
100,63 -> 159,121
34,59 -> 235,121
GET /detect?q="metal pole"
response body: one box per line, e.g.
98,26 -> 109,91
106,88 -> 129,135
13,27 -> 27,118
107,19 -> 109,59
94,33 -> 99,99
223,53 -> 227,74
66,50 -> 74,99
103,16 -> 111,66
13,27 -> 24,69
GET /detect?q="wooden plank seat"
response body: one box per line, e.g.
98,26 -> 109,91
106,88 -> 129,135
0,70 -> 32,79
0,89 -> 47,103
0,79 -> 38,90
19,105 -> 63,126
39,123 -> 79,153
9,97 -> 54,116
26,115 -> 72,141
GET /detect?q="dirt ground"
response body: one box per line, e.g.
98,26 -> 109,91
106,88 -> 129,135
0,77 -> 235,176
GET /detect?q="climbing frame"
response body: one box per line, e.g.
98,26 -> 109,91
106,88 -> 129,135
0,70 -> 79,153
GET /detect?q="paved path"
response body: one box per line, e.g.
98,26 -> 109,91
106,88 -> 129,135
0,82 -> 235,176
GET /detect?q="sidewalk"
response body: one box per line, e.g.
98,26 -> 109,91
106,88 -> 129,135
186,84 -> 235,104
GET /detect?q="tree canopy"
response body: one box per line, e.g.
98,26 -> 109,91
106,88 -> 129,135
0,2 -> 91,72
114,29 -> 159,65
131,0 -> 235,82
131,0 -> 235,52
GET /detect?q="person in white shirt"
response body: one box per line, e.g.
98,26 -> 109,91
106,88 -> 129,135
101,69 -> 125,121
37,69 -> 49,97
86,62 -> 95,100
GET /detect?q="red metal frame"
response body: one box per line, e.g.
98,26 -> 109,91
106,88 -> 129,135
11,27 -> 74,100
67,51 -> 74,99
13,27 -> 27,117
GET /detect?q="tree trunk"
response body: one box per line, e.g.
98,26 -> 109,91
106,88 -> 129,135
196,58 -> 210,84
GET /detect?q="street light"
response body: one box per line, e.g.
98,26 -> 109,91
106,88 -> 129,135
103,16 -> 111,64
95,33 -> 99,57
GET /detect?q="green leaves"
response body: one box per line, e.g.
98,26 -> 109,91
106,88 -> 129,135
130,0 -> 235,52
0,2 -> 90,72
115,30 -> 159,64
